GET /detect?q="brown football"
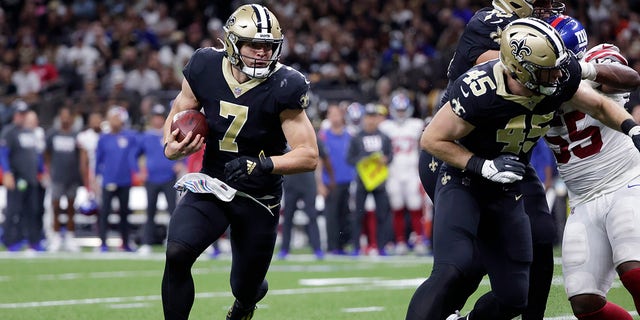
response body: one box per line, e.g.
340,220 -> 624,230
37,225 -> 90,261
170,109 -> 209,142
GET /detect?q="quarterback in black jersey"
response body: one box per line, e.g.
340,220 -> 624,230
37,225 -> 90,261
407,18 -> 640,320
161,4 -> 318,320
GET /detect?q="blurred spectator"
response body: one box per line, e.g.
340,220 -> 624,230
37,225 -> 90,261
158,30 -> 194,78
378,91 -> 428,255
0,101 -> 43,252
146,2 -> 177,39
0,64 -> 17,126
12,59 -> 41,103
318,103 -> 353,255
278,137 -> 331,261
95,106 -> 140,252
124,56 -> 161,96
45,106 -> 82,252
31,54 -> 60,91
347,103 -> 393,256
25,110 -> 47,252
77,110 -> 103,208
278,170 -> 323,260
64,31 -> 101,83
135,104 -> 182,255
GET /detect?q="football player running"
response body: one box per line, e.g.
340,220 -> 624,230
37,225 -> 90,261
407,17 -> 640,320
378,90 -> 427,255
543,17 -> 640,319
161,4 -> 318,320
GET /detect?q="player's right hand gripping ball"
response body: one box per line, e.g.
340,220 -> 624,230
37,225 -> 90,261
224,155 -> 274,183
171,109 -> 209,142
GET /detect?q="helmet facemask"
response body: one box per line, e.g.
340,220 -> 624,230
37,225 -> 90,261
532,0 -> 566,20
521,58 -> 570,95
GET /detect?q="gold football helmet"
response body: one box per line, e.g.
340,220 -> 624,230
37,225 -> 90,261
223,4 -> 283,79
492,0 -> 535,18
499,17 -> 570,95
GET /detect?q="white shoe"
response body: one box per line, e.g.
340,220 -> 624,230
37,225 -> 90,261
64,232 -> 81,253
137,244 -> 152,255
413,242 -> 430,256
48,233 -> 62,252
446,310 -> 467,320
395,242 -> 409,255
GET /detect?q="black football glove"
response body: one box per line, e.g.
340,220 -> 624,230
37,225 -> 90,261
224,154 -> 274,183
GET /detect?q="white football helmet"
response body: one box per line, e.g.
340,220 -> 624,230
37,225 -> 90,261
500,17 -> 570,96
223,4 -> 283,79
492,0 -> 535,18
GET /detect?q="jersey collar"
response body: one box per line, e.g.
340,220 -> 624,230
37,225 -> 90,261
494,62 -> 545,111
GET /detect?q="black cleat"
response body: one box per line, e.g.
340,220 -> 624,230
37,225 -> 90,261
226,280 -> 268,320
226,300 -> 256,320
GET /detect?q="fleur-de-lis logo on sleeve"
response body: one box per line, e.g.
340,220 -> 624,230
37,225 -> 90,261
510,38 -> 532,62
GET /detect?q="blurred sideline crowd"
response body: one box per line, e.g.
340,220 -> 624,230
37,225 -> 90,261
2,0 -> 640,255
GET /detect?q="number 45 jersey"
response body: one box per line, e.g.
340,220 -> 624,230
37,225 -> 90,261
447,58 -> 580,163
545,95 -> 640,206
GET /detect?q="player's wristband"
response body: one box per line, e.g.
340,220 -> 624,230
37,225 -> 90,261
579,61 -> 597,81
259,156 -> 274,173
163,142 -> 169,158
465,155 -> 485,175
621,118 -> 640,136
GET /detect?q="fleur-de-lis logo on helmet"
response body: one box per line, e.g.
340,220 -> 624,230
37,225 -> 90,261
510,38 -> 532,62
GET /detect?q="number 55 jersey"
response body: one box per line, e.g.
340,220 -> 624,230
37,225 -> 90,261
544,93 -> 640,206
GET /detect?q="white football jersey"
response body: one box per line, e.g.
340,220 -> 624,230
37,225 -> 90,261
378,117 -> 425,176
544,98 -> 640,206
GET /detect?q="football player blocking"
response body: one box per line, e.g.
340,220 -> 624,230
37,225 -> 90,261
161,4 -> 318,320
542,15 -> 640,320
408,15 -> 640,320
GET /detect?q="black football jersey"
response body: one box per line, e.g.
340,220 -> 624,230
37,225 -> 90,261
446,8 -> 516,83
183,48 -> 310,195
446,58 -> 581,163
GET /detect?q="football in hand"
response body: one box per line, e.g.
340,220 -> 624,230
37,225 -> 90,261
170,109 -> 209,143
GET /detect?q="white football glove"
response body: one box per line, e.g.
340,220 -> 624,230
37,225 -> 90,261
480,155 -> 525,184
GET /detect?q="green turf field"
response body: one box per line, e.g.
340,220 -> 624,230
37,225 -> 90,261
0,249 -> 637,320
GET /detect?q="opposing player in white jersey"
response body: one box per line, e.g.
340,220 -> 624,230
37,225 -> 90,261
544,42 -> 640,320
378,90 -> 427,255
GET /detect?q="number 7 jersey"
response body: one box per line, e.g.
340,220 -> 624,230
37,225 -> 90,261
544,98 -> 640,206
